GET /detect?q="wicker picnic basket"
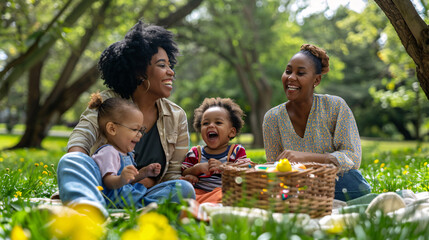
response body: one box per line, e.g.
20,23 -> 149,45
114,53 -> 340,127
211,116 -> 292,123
222,163 -> 338,218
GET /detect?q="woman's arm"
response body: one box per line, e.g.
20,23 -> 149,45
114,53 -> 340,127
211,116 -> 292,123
275,150 -> 338,165
67,106 -> 99,155
68,146 -> 88,154
162,107 -> 190,180
329,99 -> 361,172
262,108 -> 283,163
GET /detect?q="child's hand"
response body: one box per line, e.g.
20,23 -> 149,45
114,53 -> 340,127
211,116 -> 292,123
194,162 -> 210,176
141,163 -> 161,178
208,158 -> 223,173
180,174 -> 199,185
120,165 -> 139,185
233,158 -> 256,168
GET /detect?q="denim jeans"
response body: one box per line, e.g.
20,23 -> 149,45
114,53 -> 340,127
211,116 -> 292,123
334,169 -> 371,201
57,152 -> 196,216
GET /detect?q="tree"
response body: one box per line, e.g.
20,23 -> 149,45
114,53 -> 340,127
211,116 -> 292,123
1,0 -> 203,149
176,0 -> 291,148
370,1 -> 429,140
374,0 -> 429,99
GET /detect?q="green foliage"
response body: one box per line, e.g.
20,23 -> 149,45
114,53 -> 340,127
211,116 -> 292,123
362,147 -> 429,193
1,134 -> 429,239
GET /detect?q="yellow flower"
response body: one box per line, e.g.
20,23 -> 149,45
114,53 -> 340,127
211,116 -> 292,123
403,170 -> 408,175
39,182 -> 43,186
324,218 -> 345,234
34,163 -> 39,167
405,165 -> 409,169
383,189 -> 388,192
0,157 -> 4,162
380,163 -> 385,168
121,212 -> 178,240
14,191 -> 22,198
11,225 -> 28,240
122,229 -> 141,240
18,169 -> 22,173
424,162 -> 428,167
19,158 -> 24,162
97,186 -> 104,191
374,159 -> 379,164
418,147 -> 422,152
44,165 -> 48,169
42,171 -> 48,175
50,204 -> 105,240
40,162 -> 44,166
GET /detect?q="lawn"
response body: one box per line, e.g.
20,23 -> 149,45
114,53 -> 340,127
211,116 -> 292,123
1,134 -> 429,239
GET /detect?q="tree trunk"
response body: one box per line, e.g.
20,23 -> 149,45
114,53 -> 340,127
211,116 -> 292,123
9,0 -> 204,149
233,63 -> 271,148
390,114 -> 413,140
12,60 -> 45,149
0,0 -> 99,101
374,0 -> 429,99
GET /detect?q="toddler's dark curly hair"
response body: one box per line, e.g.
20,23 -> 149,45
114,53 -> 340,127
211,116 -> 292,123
193,98 -> 245,140
98,20 -> 179,99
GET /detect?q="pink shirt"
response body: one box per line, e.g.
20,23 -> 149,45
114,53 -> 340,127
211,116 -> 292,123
92,145 -> 123,177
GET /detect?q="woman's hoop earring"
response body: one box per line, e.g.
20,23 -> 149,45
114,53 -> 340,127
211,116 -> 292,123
137,76 -> 145,85
145,80 -> 151,93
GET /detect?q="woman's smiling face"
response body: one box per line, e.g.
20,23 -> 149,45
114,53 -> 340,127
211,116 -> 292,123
144,47 -> 175,98
281,53 -> 321,102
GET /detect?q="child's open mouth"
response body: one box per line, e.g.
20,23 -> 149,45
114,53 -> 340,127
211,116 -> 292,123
207,131 -> 218,139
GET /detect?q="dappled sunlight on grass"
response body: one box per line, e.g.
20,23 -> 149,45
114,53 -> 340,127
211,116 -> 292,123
1,133 -> 429,239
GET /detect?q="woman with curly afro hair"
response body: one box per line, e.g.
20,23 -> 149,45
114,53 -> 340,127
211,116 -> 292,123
263,44 -> 371,202
57,21 -> 195,216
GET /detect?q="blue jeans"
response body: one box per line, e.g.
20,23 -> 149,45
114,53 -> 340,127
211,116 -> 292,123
57,152 -> 196,216
334,169 -> 371,201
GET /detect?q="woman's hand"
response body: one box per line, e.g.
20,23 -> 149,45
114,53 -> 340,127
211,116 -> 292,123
276,150 -> 335,165
276,150 -> 313,163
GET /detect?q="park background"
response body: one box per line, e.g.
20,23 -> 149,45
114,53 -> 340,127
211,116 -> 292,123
1,0 -> 429,149
2,0 -> 429,239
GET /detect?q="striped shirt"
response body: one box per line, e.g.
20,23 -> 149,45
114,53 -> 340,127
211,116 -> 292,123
262,94 -> 361,172
182,145 -> 247,192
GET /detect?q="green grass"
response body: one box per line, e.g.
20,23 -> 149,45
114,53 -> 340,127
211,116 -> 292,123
1,134 -> 429,239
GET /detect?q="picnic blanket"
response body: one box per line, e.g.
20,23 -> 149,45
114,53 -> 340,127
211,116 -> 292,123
181,190 -> 429,233
23,190 -> 429,234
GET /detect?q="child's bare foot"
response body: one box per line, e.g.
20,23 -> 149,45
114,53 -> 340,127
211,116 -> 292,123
141,163 -> 161,178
